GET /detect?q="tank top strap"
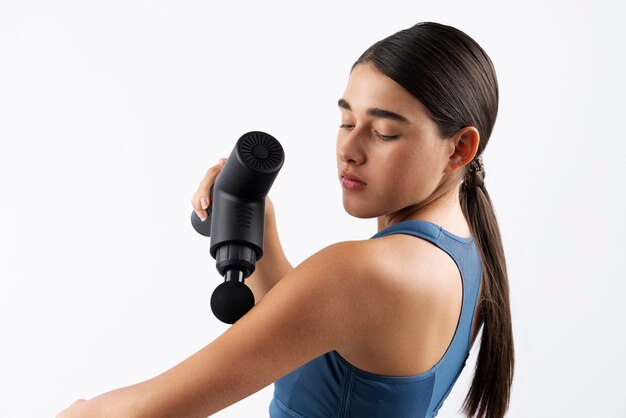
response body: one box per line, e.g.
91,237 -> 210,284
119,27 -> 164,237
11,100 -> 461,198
371,219 -> 473,244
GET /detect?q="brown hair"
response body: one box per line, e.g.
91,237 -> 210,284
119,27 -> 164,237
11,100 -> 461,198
353,22 -> 514,418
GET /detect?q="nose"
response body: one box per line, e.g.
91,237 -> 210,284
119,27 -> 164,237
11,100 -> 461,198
337,129 -> 366,165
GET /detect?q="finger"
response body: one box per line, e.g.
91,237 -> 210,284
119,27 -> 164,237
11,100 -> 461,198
191,191 -> 208,221
199,158 -> 227,196
191,158 -> 227,221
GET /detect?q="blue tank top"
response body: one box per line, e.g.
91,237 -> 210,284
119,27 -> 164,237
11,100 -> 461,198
269,220 -> 483,418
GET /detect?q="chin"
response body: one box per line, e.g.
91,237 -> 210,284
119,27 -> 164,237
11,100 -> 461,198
342,198 -> 377,219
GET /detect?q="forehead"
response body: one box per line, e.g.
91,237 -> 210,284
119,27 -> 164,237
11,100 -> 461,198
342,63 -> 431,123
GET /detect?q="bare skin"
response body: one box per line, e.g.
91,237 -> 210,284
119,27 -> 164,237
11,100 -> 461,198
57,62 -> 481,418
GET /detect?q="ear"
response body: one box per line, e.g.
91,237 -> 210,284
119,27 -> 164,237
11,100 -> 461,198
444,126 -> 480,174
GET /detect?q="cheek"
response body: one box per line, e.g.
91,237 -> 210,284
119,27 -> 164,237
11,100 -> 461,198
383,151 -> 432,195
373,155 -> 407,197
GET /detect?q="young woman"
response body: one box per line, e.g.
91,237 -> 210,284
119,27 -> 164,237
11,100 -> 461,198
58,21 -> 514,418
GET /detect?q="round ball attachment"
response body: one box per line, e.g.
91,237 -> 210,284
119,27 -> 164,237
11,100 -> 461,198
210,281 -> 255,324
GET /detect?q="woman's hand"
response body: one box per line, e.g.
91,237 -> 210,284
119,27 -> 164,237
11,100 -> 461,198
56,399 -> 87,418
56,387 -> 141,418
190,157 -> 275,224
191,158 -> 226,222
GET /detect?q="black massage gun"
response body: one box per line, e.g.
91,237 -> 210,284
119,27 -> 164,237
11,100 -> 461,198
190,131 -> 285,324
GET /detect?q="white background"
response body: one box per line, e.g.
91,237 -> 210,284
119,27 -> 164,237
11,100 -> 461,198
1,1 -> 625,417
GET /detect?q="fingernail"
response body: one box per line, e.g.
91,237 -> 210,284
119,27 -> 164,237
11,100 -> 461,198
200,196 -> 208,210
196,210 -> 207,222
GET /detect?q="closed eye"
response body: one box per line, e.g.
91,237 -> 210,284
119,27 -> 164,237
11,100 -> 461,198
374,131 -> 399,141
340,124 -> 399,141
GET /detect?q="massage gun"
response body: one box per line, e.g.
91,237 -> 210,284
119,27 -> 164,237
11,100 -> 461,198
190,131 -> 285,324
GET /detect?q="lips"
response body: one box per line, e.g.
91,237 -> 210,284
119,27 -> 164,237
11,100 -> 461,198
340,169 -> 367,185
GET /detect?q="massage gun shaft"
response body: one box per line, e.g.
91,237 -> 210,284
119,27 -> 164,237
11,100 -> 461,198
224,269 -> 245,282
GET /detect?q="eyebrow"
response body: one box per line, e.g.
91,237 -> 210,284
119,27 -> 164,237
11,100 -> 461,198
338,98 -> 410,124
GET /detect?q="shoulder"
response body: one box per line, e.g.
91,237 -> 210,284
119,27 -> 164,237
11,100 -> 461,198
332,235 -> 462,299
304,236 -> 462,330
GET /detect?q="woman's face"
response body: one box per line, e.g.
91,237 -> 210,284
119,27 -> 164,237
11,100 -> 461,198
336,62 -> 454,219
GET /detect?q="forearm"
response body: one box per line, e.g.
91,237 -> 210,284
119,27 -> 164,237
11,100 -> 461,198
86,326 -> 279,418
73,349 -> 242,418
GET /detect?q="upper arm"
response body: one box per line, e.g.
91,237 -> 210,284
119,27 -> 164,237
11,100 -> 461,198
138,241 -> 374,418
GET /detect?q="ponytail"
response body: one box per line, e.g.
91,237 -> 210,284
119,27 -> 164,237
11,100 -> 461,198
460,159 -> 514,418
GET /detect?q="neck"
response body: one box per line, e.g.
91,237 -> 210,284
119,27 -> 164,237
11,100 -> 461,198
376,180 -> 464,233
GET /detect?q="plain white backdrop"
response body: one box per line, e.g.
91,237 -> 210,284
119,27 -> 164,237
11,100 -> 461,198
1,1 -> 625,417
